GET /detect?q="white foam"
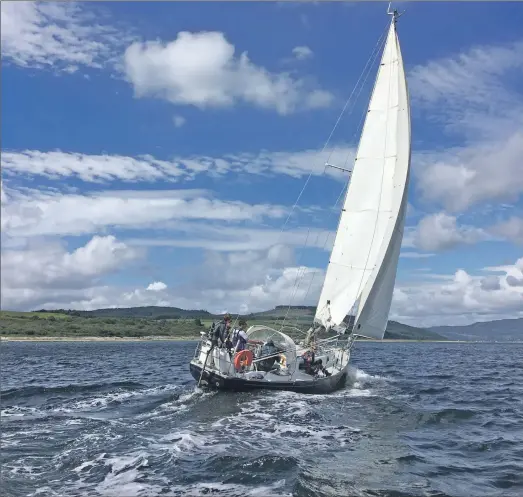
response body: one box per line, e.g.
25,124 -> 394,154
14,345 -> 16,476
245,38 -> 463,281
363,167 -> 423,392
1,406 -> 40,418
134,386 -> 217,422
54,383 -> 181,414
167,479 -> 291,496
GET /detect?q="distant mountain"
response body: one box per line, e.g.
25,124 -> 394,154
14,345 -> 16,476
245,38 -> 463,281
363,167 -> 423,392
385,320 -> 446,341
35,306 -> 213,319
430,318 -> 523,342
35,305 -> 447,341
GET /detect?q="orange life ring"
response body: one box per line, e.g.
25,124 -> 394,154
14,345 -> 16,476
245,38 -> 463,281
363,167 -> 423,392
234,350 -> 254,370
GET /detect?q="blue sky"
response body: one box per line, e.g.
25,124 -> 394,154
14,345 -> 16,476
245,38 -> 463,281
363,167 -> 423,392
1,1 -> 523,326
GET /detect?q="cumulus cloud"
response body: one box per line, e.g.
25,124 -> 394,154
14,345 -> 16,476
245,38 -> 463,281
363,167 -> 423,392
480,276 -> 501,291
488,216 -> 523,245
410,39 -> 523,211
1,4 -> 332,116
506,275 -> 523,287
392,256 -> 523,327
413,212 -> 490,252
292,46 -> 313,60
123,31 -> 333,115
10,247 -> 522,327
12,243 -> 326,317
147,281 -> 167,292
1,2 -> 133,72
1,235 -> 141,310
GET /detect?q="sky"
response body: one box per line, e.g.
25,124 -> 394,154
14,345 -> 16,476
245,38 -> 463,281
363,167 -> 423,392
1,1 -> 523,327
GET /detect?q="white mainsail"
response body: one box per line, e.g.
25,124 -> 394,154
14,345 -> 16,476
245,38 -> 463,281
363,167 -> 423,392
314,15 -> 411,339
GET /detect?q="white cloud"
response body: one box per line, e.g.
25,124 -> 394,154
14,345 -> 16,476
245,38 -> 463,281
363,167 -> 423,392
392,256 -> 523,327
1,235 -> 141,310
506,275 -> 523,288
410,39 -> 523,211
292,46 -> 313,61
400,251 -> 435,259
10,244 -> 522,328
413,212 -> 489,252
1,150 -> 187,183
147,281 -> 167,292
45,265 -> 325,317
1,186 -> 287,239
489,216 -> 523,245
173,115 -> 186,128
480,276 -> 501,291
0,2 -> 132,72
6,240 -> 325,316
1,146 -> 355,183
414,133 -> 523,212
1,4 -> 332,115
123,31 -> 333,115
125,224 -> 334,253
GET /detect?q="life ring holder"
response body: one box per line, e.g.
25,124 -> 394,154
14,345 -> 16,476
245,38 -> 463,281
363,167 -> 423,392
234,349 -> 254,371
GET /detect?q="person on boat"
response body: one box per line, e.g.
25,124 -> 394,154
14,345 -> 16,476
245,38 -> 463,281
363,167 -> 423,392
301,346 -> 331,377
223,320 -> 235,352
232,320 -> 249,352
212,313 -> 231,348
301,348 -> 316,374
257,339 -> 281,372
208,321 -> 216,341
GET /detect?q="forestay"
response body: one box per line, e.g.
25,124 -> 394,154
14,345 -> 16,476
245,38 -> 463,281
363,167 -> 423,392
314,17 -> 411,339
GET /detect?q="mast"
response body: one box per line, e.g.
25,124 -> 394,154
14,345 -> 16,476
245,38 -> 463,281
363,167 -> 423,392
313,6 -> 411,339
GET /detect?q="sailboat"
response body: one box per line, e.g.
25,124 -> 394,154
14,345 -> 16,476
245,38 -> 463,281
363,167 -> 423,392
189,6 -> 411,394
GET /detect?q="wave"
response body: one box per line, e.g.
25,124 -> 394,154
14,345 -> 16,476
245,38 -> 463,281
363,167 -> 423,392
417,407 -> 477,426
1,381 -> 145,401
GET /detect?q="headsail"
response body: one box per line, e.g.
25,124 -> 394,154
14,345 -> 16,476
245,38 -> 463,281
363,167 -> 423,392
314,13 -> 411,339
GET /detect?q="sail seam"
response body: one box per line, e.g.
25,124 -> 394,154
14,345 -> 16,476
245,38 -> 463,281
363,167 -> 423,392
312,22 -> 390,328
348,20 -> 397,333
281,21 -> 391,333
354,23 -> 410,339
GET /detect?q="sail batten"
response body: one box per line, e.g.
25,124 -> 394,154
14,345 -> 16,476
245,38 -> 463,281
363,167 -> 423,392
314,18 -> 411,336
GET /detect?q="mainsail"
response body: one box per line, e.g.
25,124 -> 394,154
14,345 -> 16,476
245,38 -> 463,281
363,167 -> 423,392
314,14 -> 411,339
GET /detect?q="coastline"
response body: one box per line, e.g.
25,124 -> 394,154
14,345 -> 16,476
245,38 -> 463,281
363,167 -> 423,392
1,336 -> 479,343
0,336 -> 198,342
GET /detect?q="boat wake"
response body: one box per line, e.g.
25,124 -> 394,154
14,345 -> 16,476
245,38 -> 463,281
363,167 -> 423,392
4,365 -> 389,497
4,339 -> 523,497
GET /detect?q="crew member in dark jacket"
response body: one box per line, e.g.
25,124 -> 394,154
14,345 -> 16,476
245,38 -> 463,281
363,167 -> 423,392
212,314 -> 231,347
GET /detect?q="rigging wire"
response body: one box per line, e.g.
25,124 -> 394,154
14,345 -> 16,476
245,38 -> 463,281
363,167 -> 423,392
278,22 -> 391,334
230,19 -> 391,332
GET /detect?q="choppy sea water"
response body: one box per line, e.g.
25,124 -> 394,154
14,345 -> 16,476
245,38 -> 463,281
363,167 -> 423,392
1,340 -> 522,497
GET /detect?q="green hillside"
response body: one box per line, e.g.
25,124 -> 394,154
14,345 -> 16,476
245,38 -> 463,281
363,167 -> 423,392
1,306 -> 447,341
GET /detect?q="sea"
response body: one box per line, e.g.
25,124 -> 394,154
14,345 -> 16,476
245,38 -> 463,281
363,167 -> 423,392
1,340 -> 522,497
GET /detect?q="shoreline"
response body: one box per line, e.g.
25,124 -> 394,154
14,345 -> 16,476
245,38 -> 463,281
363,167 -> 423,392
0,336 -> 198,342
0,336 -> 492,344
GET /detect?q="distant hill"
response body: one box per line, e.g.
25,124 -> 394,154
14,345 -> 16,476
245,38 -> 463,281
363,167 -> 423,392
385,320 -> 446,341
35,306 -> 214,320
430,318 -> 523,342
34,305 -> 447,341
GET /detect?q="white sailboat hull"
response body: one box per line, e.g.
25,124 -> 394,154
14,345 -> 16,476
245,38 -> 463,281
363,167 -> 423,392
189,333 -> 353,394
